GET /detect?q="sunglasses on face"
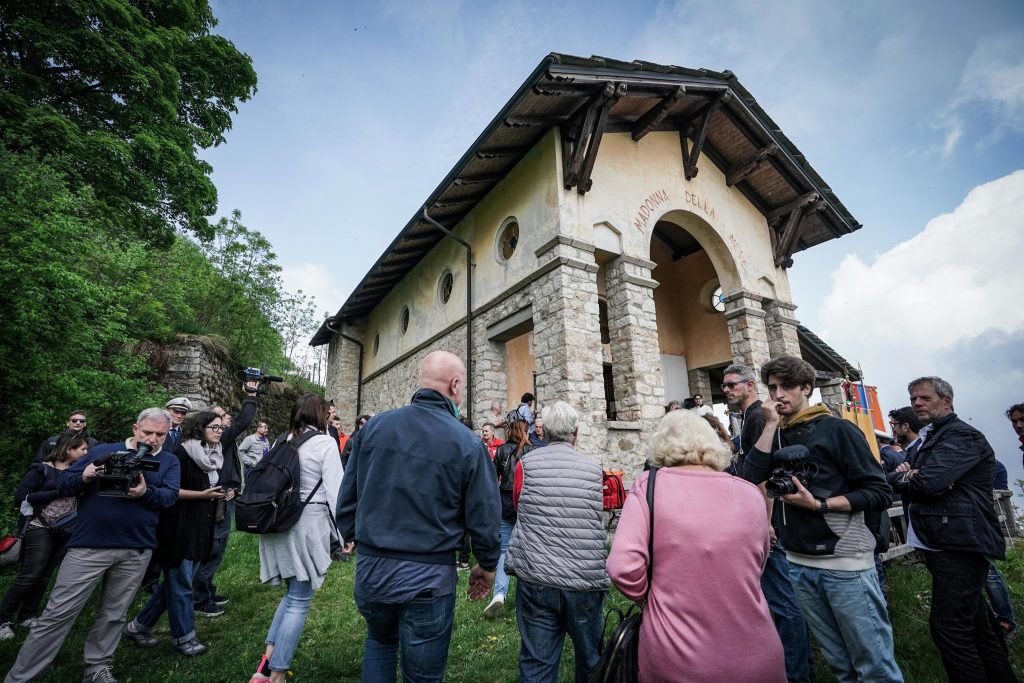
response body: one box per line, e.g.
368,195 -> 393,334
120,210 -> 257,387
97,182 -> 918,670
69,418 -> 86,424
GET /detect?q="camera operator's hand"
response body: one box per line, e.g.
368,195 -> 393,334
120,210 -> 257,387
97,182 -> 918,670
127,476 -> 148,499
243,379 -> 259,395
82,463 -> 100,483
779,476 -> 817,510
761,400 -> 782,426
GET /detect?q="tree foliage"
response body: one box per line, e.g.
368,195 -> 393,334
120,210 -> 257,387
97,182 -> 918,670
0,0 -> 257,244
0,3 -> 329,532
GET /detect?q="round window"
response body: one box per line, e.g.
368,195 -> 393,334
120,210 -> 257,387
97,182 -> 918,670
438,270 -> 453,305
399,306 -> 410,336
710,285 -> 726,312
497,219 -> 519,261
372,333 -> 380,356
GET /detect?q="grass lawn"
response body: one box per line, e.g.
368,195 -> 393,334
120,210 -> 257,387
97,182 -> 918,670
2,533 -> 1024,681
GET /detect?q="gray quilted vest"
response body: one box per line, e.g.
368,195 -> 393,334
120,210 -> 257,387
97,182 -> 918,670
504,442 -> 610,591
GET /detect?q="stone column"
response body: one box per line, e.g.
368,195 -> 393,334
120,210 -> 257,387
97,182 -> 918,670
686,367 -> 713,402
532,236 -> 607,459
723,290 -> 771,371
604,255 -> 664,423
818,378 -> 845,415
325,318 -> 367,430
764,299 -> 802,358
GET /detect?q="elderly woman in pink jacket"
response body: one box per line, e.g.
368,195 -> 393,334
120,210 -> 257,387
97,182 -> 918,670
607,409 -> 786,683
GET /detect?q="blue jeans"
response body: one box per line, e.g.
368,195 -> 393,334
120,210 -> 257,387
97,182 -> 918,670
516,580 -> 604,683
356,591 -> 456,683
760,545 -> 813,683
493,520 -> 514,598
265,578 -> 314,671
987,562 -> 1016,631
788,562 -> 903,683
135,559 -> 199,644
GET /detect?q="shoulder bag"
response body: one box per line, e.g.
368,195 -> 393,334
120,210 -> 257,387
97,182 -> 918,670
588,466 -> 658,683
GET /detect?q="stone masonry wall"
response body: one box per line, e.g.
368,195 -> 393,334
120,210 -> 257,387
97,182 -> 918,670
157,334 -> 301,438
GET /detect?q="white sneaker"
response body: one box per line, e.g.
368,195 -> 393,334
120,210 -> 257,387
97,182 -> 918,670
19,617 -> 37,629
483,594 -> 505,619
0,622 -> 14,641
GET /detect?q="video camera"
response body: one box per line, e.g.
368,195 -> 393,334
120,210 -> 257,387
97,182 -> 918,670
95,444 -> 161,497
238,367 -> 283,395
764,445 -> 818,499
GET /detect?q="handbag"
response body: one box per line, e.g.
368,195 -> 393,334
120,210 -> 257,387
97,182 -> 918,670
38,496 -> 78,536
0,535 -> 21,567
589,466 -> 658,683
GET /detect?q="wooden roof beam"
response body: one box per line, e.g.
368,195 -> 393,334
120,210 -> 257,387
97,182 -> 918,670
681,92 -> 728,180
631,85 -> 686,141
577,82 -> 627,194
476,148 -> 521,159
772,198 -> 825,268
432,196 -> 485,209
453,174 -> 504,186
563,82 -> 617,190
767,191 -> 819,224
726,144 -> 779,187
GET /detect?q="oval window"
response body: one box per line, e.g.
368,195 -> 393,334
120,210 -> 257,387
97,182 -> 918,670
438,270 -> 453,305
399,306 -> 410,336
497,219 -> 519,261
711,285 -> 726,312
372,333 -> 380,356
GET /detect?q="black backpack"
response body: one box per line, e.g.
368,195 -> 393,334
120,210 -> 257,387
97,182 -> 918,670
236,430 -> 322,535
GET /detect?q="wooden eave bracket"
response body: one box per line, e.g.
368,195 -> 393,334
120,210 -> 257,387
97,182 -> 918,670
769,193 -> 824,268
631,85 -> 686,141
561,82 -> 627,194
679,92 -> 728,180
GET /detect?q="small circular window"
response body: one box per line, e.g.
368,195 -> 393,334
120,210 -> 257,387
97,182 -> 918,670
399,306 -> 410,335
497,219 -> 519,261
438,270 -> 453,305
710,285 -> 726,312
372,333 -> 380,355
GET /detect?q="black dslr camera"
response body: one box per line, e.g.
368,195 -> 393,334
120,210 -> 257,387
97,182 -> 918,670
239,367 -> 283,395
765,445 -> 818,499
95,444 -> 161,497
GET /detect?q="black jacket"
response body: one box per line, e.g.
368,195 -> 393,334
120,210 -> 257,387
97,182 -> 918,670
35,431 -> 98,462
494,442 -> 533,522
217,397 -> 257,491
889,413 -> 1005,559
336,389 -> 501,570
742,413 -> 891,557
154,444 -> 219,567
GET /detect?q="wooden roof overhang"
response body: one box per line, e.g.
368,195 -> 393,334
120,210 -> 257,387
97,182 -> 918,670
311,53 -> 862,346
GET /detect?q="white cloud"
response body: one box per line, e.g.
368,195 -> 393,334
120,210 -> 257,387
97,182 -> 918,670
818,170 -> 1024,485
280,261 -> 348,318
939,30 -> 1024,154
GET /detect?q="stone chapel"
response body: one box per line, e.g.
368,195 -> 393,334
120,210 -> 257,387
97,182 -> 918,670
312,53 -> 861,472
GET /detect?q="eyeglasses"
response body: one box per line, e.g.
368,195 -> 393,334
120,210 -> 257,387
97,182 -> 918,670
720,381 -> 748,390
207,424 -> 226,432
69,418 -> 86,424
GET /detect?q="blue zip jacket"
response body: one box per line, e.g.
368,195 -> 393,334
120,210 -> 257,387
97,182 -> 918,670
336,389 -> 501,571
58,441 -> 180,550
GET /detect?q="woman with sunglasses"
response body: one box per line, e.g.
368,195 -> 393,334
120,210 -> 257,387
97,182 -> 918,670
123,410 -> 228,657
0,433 -> 88,641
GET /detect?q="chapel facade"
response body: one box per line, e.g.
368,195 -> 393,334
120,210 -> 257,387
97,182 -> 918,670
312,54 -> 861,472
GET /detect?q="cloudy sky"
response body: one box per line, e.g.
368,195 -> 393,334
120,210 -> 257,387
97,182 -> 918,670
203,1 -> 1024,481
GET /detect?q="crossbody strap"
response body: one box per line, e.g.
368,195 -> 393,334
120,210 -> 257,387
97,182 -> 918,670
642,467 -> 658,604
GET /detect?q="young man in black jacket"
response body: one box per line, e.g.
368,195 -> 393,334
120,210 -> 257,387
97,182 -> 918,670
890,377 -> 1017,682
741,355 -> 900,682
34,409 -> 98,462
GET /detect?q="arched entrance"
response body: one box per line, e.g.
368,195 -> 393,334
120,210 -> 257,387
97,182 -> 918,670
649,211 -> 741,408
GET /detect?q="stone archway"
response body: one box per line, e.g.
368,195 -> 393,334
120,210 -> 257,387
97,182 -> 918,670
646,211 -> 739,406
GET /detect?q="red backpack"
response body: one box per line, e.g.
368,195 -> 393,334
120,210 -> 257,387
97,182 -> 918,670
602,470 -> 627,511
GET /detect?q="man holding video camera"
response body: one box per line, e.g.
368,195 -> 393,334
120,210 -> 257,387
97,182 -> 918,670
4,407 -> 180,683
740,355 -> 901,683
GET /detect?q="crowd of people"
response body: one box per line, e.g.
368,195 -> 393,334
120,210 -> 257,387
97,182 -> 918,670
2,350 -> 1022,682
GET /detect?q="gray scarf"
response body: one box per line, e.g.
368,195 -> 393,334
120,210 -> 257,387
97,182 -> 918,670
182,438 -> 223,473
